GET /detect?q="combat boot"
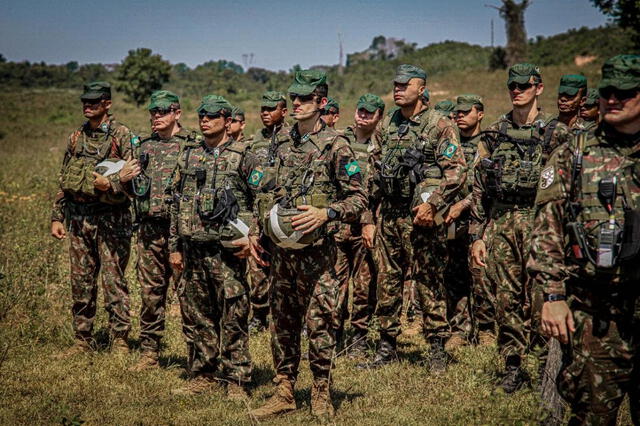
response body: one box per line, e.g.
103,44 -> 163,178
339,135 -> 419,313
250,375 -> 296,419
357,333 -> 397,369
444,334 -> 467,352
171,373 -> 220,396
128,351 -> 159,372
427,339 -> 448,375
346,331 -> 368,359
111,336 -> 130,355
226,382 -> 250,402
54,338 -> 92,360
310,378 -> 334,418
500,365 -> 530,394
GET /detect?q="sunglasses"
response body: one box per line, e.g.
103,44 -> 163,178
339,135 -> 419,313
149,107 -> 175,117
81,99 -> 102,106
198,112 -> 223,120
599,87 -> 639,101
508,82 -> 535,92
289,93 -> 315,102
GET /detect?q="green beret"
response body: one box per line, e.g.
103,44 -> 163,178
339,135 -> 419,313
148,90 -> 180,110
455,94 -> 484,112
288,69 -> 327,96
599,54 -> 640,92
261,91 -> 286,107
422,88 -> 430,102
197,95 -> 232,115
323,96 -> 339,112
394,64 -> 427,83
508,63 -> 541,85
80,81 -> 111,100
558,74 -> 588,96
435,99 -> 455,113
231,106 -> 245,120
584,88 -> 600,106
357,93 -> 385,113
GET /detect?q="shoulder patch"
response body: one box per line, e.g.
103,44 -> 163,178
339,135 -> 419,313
539,166 -> 555,190
442,142 -> 458,159
345,160 -> 361,177
248,169 -> 264,186
130,135 -> 141,147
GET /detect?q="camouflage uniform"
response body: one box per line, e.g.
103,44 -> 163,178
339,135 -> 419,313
133,124 -> 196,354
471,105 -> 571,368
369,65 -> 466,357
169,96 -> 257,384
334,125 -> 378,345
528,55 -> 640,424
52,109 -> 136,342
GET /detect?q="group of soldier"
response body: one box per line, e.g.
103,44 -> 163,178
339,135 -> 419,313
50,53 -> 640,423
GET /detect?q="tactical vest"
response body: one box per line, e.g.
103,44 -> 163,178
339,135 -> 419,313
345,127 -> 372,183
176,139 -> 252,243
378,108 -> 442,204
59,119 -> 127,205
460,134 -> 480,196
134,131 -> 196,220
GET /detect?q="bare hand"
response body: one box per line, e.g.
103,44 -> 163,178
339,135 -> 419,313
92,172 -> 111,192
249,235 -> 269,267
291,205 -> 328,234
51,221 -> 66,240
471,240 -> 487,267
541,301 -> 575,344
444,200 -> 467,225
119,157 -> 141,183
412,202 -> 435,227
362,224 -> 376,249
231,237 -> 251,258
169,252 -> 184,272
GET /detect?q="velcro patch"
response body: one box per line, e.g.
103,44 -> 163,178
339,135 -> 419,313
443,142 -> 457,159
130,135 -> 141,147
248,169 -> 264,186
345,161 -> 361,176
539,166 -> 555,189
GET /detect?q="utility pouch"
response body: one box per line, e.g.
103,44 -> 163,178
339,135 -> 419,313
198,188 -> 217,222
596,223 -> 620,269
619,209 -> 640,262
482,158 -> 502,198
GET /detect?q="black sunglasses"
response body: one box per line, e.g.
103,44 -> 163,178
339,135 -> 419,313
508,82 -> 535,92
599,87 -> 639,101
198,112 -> 223,120
81,98 -> 102,106
149,107 -> 175,117
289,93 -> 315,102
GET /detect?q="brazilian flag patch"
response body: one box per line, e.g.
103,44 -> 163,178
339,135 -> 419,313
248,169 -> 264,186
443,142 -> 458,159
130,135 -> 141,147
345,161 -> 361,176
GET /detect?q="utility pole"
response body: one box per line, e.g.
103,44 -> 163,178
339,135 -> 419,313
491,18 -> 494,47
338,32 -> 344,75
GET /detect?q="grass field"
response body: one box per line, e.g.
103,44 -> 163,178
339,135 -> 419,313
0,61 -> 632,425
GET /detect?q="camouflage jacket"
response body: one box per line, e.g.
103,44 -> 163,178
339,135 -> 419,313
133,126 -> 198,221
248,122 -> 291,168
51,115 -> 137,222
528,124 -> 640,299
250,120 -> 367,235
469,109 -> 572,239
168,137 -> 258,253
368,106 -> 466,220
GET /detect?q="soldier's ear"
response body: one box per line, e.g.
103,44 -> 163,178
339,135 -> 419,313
103,99 -> 112,110
174,109 -> 182,121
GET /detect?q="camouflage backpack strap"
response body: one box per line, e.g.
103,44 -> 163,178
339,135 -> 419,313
68,123 -> 86,155
542,117 -> 559,152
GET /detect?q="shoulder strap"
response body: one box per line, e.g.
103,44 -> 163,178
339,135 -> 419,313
543,118 -> 559,150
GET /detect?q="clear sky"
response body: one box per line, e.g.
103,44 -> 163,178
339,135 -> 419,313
0,0 -> 608,71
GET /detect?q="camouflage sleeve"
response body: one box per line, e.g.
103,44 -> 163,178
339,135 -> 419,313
168,152 -> 184,254
469,137 -> 492,238
108,123 -> 138,196
366,121 -> 385,222
360,158 -> 374,225
426,117 -> 466,211
329,137 -> 367,223
240,146 -> 260,219
527,144 -> 573,296
547,121 -> 572,153
51,131 -> 76,222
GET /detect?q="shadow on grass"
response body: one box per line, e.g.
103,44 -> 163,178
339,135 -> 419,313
250,363 -> 276,389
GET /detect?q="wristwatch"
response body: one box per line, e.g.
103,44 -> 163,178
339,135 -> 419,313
327,207 -> 339,221
543,293 -> 567,302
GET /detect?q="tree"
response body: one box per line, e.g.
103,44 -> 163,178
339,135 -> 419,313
115,48 -> 171,106
489,0 -> 530,66
591,0 -> 640,48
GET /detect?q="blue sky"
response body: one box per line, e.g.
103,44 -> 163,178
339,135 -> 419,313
0,0 -> 608,71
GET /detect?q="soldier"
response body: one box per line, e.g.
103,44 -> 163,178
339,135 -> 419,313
470,63 -> 571,393
361,64 -> 466,373
169,95 -> 256,400
334,93 -> 385,357
248,70 -> 366,419
246,91 -> 290,332
435,99 -> 456,120
528,54 -> 640,424
579,88 -> 600,131
129,90 -> 197,371
555,74 -> 588,130
229,106 -> 248,142
320,96 -> 340,128
444,94 -> 486,350
51,81 -> 140,357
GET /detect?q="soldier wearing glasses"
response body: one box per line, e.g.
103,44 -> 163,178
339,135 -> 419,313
320,96 -> 340,129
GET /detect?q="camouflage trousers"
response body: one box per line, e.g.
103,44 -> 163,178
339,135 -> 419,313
67,207 -> 131,340
269,239 -> 339,381
136,218 -> 174,353
335,224 -> 378,337
178,241 -> 251,384
376,211 -> 449,341
247,256 -> 270,322
472,231 -> 496,336
558,288 -> 640,425
445,235 -> 473,339
486,208 -> 543,364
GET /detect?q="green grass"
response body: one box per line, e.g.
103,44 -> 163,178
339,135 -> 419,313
0,68 -> 633,425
